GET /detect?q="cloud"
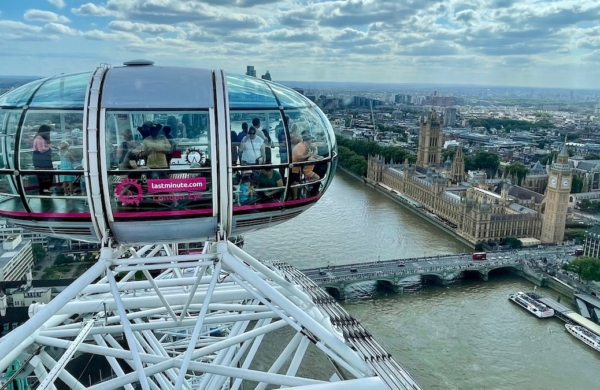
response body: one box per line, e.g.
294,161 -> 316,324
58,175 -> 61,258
82,29 -> 142,43
43,23 -> 77,36
24,9 -> 71,23
399,42 -> 461,56
265,29 -> 320,43
108,21 -> 176,35
71,3 -> 115,17
47,0 -> 66,9
0,20 -> 48,41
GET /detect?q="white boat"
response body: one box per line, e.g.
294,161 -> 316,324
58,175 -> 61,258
565,324 -> 600,352
508,291 -> 554,318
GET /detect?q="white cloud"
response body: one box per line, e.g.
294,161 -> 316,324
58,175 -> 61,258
71,3 -> 115,17
108,21 -> 177,35
1,0 -> 600,87
44,23 -> 77,36
24,9 -> 71,23
0,20 -> 52,41
47,0 -> 66,9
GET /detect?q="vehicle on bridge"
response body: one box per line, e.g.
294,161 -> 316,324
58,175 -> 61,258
472,252 -> 487,260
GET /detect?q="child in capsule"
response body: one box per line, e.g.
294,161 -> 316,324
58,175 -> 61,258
58,141 -> 76,195
239,176 -> 255,203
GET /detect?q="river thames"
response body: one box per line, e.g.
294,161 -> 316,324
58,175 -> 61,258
245,171 -> 598,389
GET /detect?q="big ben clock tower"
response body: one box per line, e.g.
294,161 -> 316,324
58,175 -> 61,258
541,145 -> 572,244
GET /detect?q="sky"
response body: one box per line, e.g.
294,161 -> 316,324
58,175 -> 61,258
1,0 -> 600,89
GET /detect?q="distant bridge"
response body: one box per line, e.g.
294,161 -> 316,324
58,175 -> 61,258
301,247 -> 575,299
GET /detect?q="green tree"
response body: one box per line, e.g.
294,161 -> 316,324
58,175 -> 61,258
505,162 -> 529,185
503,237 -> 523,249
540,152 -> 556,165
442,149 -> 456,163
471,151 -> 500,177
31,243 -> 46,263
571,175 -> 584,194
537,140 -> 547,149
55,254 -> 75,265
562,256 -> 600,281
584,153 -> 600,160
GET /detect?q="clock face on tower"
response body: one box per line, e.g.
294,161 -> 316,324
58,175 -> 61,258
562,178 -> 570,188
550,177 -> 557,187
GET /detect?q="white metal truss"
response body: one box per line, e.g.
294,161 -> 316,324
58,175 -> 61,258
0,240 -> 420,390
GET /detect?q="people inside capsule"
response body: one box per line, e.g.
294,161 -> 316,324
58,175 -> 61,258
239,126 -> 266,165
257,167 -> 284,202
162,125 -> 176,166
32,125 -> 57,195
58,141 -> 76,196
236,122 -> 249,164
141,123 -> 171,176
290,131 -> 323,199
117,129 -> 141,170
239,175 -> 256,204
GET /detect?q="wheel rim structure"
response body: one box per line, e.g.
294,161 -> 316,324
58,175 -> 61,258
0,240 -> 420,390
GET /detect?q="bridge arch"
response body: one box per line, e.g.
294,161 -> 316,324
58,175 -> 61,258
322,285 -> 343,299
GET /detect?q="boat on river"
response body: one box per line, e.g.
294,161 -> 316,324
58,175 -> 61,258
565,324 -> 600,352
508,291 -> 554,318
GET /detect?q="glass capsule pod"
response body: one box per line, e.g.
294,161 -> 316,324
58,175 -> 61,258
0,62 -> 338,244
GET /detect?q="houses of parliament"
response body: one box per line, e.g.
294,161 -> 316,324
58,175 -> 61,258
366,112 -> 572,245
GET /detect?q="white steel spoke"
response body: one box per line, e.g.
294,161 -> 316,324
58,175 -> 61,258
0,240 -> 420,390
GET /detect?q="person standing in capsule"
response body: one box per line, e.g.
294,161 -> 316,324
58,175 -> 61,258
58,141 -> 76,196
32,124 -> 56,195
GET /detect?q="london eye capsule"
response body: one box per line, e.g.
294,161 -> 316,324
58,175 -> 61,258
0,61 -> 337,244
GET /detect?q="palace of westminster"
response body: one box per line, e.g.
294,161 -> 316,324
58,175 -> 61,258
366,112 -> 572,245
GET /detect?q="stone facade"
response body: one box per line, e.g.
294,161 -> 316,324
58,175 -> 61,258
583,225 -> 600,258
366,118 -> 572,245
416,112 -> 442,168
367,155 -> 545,244
540,146 -> 572,244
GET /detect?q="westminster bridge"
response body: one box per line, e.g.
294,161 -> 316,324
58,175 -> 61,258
301,246 -> 576,299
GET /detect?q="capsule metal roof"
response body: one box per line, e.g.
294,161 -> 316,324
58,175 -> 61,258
0,64 -> 317,111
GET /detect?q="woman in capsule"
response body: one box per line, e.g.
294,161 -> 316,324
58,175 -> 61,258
141,123 -> 171,176
32,125 -> 57,195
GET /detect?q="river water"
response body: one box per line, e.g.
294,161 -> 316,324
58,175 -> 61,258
244,171 -> 599,389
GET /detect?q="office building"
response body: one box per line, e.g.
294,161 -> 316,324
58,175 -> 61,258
0,235 -> 33,282
245,66 -> 256,77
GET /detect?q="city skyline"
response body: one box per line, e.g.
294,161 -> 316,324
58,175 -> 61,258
1,1 -> 600,88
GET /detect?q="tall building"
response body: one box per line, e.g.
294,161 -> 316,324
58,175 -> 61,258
450,145 -> 465,183
443,107 -> 457,127
0,235 -> 33,282
417,112 -> 443,168
245,66 -> 256,77
261,70 -> 271,81
540,145 -> 572,244
583,225 -> 600,258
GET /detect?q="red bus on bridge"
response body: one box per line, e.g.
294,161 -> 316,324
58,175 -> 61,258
472,252 -> 487,260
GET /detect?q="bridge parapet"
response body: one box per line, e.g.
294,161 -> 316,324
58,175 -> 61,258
307,260 -> 523,293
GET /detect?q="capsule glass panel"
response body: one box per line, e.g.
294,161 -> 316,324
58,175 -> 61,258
29,72 -> 91,109
0,78 -> 47,107
266,82 -> 312,109
0,174 -> 25,214
226,74 -> 279,108
106,110 -> 213,219
2,110 -> 22,170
